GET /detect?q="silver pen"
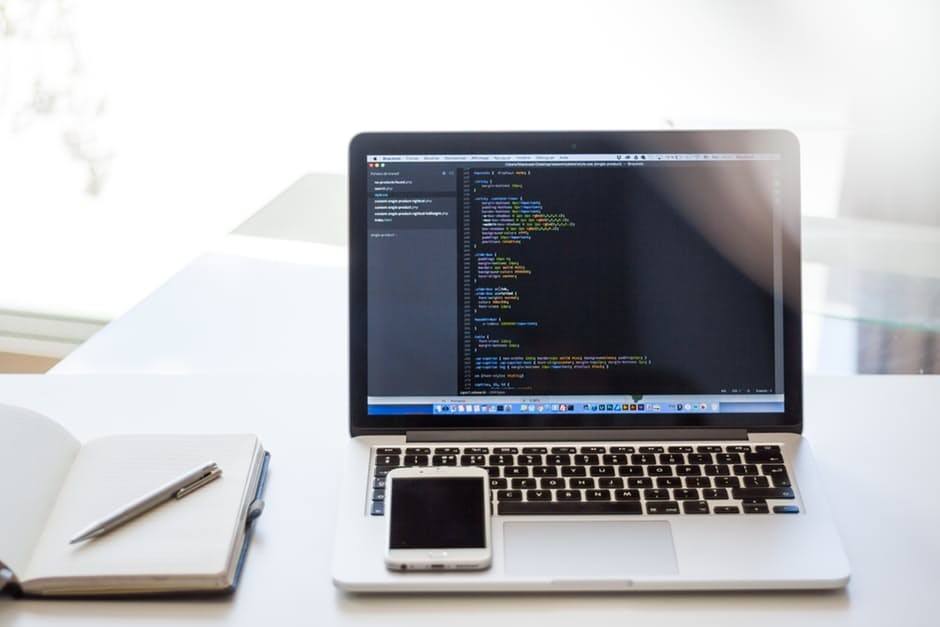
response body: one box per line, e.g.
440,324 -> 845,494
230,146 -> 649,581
69,461 -> 223,544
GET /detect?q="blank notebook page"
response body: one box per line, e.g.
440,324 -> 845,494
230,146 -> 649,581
24,434 -> 260,584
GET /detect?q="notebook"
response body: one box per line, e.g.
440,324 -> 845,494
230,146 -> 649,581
0,403 -> 268,597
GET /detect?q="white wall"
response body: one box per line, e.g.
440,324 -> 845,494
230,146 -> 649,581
0,0 -> 936,322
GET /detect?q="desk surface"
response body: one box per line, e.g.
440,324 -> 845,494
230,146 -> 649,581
1,374 -> 938,626
51,250 -> 347,375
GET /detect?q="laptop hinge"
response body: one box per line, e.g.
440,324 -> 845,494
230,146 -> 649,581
406,428 -> 749,443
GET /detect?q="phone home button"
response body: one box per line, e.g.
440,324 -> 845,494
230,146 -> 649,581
427,551 -> 449,558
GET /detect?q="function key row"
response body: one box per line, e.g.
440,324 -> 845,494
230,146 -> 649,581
377,444 -> 781,456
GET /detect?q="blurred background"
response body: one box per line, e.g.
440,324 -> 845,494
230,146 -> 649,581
0,0 -> 937,373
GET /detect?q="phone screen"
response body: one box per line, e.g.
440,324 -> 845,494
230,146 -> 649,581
389,477 -> 486,549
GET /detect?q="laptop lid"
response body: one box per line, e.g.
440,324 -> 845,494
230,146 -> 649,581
349,131 -> 802,436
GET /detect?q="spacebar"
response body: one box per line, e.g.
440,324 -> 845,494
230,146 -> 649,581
498,501 -> 643,515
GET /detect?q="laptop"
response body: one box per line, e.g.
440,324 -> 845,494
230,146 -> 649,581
332,130 -> 850,591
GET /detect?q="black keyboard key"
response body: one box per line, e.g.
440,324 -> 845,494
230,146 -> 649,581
573,454 -> 599,465
603,454 -> 628,465
618,465 -> 644,476
512,478 -> 536,489
504,466 -> 529,477
526,489 -> 552,501
370,501 -> 385,516
714,476 -> 740,488
644,489 -> 670,500
668,446 -> 694,453
614,489 -> 641,500
745,452 -> 784,464
599,477 -> 624,488
465,447 -> 490,454
639,446 -> 664,453
434,447 -> 460,454
688,453 -> 713,464
546,454 -> 571,465
733,464 -> 759,476
533,466 -> 557,477
610,446 -> 635,454
704,464 -> 731,476
373,477 -> 386,489
631,454 -> 657,465
590,466 -> 614,477
703,488 -> 729,500
490,478 -> 508,490
673,488 -> 699,500
372,489 -> 385,501
743,502 -> 769,514
498,490 -> 523,501
522,447 -> 548,454
376,447 -> 401,455
557,489 -> 581,501
697,445 -> 722,453
732,487 -> 795,500
762,464 -> 791,487
518,454 -> 542,465
432,455 -> 457,466
657,477 -> 681,488
489,454 -> 515,466
499,501 -> 642,515
461,454 -> 486,466
484,466 -> 500,477
646,501 -> 679,514
403,455 -> 428,466
756,444 -> 782,453
585,489 -> 610,501
570,477 -> 595,489
562,466 -> 586,477
773,505 -> 800,514
628,477 -> 653,488
660,453 -> 683,465
726,445 -> 751,453
494,447 -> 519,454
374,466 -> 395,477
551,446 -> 577,454
581,446 -> 606,454
676,465 -> 701,476
540,477 -> 565,489
682,500 -> 709,514
714,505 -> 740,514
716,453 -> 741,464
375,454 -> 400,467
405,447 -> 430,455
743,475 -> 770,488
685,477 -> 710,488
648,465 -> 672,476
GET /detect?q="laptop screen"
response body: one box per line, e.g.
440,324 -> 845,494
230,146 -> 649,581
365,151 -> 785,418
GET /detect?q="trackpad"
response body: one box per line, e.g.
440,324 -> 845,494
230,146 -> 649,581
503,521 -> 678,577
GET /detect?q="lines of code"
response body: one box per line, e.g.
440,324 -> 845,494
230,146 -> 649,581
458,167 -> 652,394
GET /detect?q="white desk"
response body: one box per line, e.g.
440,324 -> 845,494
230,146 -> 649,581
51,249 -> 348,375
0,373 -> 938,626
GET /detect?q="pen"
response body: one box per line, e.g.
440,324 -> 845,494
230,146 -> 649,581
69,461 -> 223,544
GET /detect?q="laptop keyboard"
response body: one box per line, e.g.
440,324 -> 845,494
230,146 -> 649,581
368,443 -> 799,516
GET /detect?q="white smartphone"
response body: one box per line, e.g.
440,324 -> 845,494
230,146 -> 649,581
384,465 -> 492,572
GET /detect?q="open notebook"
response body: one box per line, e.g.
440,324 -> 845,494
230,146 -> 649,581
0,404 -> 268,597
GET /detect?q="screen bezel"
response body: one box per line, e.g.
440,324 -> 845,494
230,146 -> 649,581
349,130 -> 803,436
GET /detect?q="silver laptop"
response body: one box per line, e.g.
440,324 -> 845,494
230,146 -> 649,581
332,130 -> 850,591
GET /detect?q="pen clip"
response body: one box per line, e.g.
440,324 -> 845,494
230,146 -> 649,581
175,465 -> 222,499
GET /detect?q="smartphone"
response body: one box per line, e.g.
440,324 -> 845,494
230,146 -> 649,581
384,466 -> 492,571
